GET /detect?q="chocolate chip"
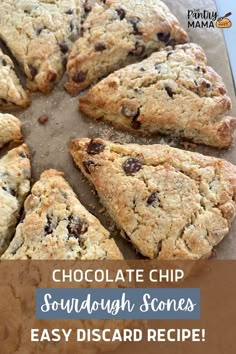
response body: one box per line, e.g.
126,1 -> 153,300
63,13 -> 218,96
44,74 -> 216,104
167,39 -> 176,47
147,192 -> 159,206
87,139 -> 105,155
2,186 -> 16,196
65,9 -> 73,14
116,8 -> 126,20
68,216 -> 88,239
121,105 -> 139,118
84,1 -> 92,12
72,71 -> 87,83
131,119 -> 141,130
95,42 -> 106,52
59,42 -> 69,54
48,71 -> 57,82
157,32 -> 170,43
155,64 -> 162,72
196,66 -> 201,71
29,65 -> 38,80
165,86 -> 174,98
129,17 -> 141,35
2,59 -> 7,66
140,67 -> 145,72
44,216 -> 54,234
167,51 -> 174,59
38,114 -> 49,125
202,68 -> 206,74
157,240 -> 163,256
83,160 -> 96,174
70,21 -> 74,32
19,151 -> 28,158
36,27 -> 46,35
123,158 -> 143,175
129,42 -> 145,57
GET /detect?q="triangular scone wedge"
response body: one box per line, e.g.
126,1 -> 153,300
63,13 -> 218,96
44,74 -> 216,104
0,113 -> 22,149
70,138 -> 236,260
2,169 -> 123,260
0,49 -> 30,109
65,0 -> 188,94
0,144 -> 31,255
0,1 -> 83,93
79,43 -> 236,148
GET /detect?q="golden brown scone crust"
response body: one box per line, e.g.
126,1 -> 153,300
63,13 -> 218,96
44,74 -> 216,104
70,138 -> 236,260
65,0 -> 188,94
0,49 -> 30,109
0,144 -> 31,255
0,0 -> 83,93
0,113 -> 23,148
79,43 -> 236,148
2,169 -> 123,260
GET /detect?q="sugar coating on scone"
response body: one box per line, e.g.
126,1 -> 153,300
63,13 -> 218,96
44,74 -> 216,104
2,169 -> 123,260
0,49 -> 30,109
79,43 -> 236,148
65,0 -> 188,94
70,138 -> 236,260
0,113 -> 23,149
0,0 -> 83,93
0,144 -> 31,255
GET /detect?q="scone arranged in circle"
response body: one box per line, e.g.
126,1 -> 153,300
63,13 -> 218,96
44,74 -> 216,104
0,0 -> 83,93
79,43 -> 236,148
0,113 -> 22,149
0,49 -> 30,109
65,0 -> 188,94
0,144 -> 31,256
2,169 -> 122,260
70,138 -> 236,260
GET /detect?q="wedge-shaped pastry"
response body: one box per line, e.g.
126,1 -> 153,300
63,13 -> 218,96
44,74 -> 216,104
0,0 -> 83,93
0,113 -> 22,149
79,43 -> 236,148
0,144 -> 31,255
70,138 -> 236,260
65,0 -> 188,94
0,49 -> 30,109
2,169 -> 122,259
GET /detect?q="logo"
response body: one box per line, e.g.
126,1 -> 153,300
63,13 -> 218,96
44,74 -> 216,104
188,9 -> 232,29
216,12 -> 232,28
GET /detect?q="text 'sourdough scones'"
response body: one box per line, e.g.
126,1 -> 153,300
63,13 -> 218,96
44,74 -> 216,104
70,138 -> 236,260
2,169 -> 122,260
0,49 -> 30,109
79,43 -> 236,148
0,0 -> 83,93
65,0 -> 188,94
0,144 -> 31,256
0,113 -> 22,148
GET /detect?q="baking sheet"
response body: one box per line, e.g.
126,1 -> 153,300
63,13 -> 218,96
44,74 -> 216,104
2,0 -> 236,259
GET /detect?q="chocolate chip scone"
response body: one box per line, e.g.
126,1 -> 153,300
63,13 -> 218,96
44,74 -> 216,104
79,43 -> 236,148
0,114 -> 23,149
70,138 -> 236,260
0,0 -> 83,93
0,144 -> 31,255
0,49 -> 30,109
65,0 -> 188,94
2,169 -> 122,259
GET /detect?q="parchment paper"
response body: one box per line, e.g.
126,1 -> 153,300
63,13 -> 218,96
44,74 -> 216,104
2,0 -> 236,259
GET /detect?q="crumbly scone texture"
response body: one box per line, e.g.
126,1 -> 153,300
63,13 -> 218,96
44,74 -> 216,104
0,0 -> 83,93
0,113 -> 23,149
0,144 -> 31,256
65,0 -> 188,94
0,48 -> 30,109
79,43 -> 236,148
70,138 -> 236,260
2,169 -> 123,260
